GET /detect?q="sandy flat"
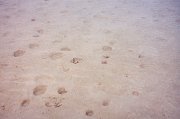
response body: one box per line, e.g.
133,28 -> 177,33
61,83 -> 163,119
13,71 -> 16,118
0,0 -> 180,119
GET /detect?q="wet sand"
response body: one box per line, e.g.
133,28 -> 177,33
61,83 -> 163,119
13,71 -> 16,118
0,0 -> 180,119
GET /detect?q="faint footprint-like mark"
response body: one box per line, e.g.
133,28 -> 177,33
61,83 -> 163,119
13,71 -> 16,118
29,43 -> 39,49
154,19 -> 159,22
45,97 -> 63,108
101,60 -> 107,64
71,58 -> 82,64
109,41 -> 115,46
138,54 -> 144,59
97,82 -> 102,86
37,29 -> 44,34
128,49 -> 133,52
21,99 -> 30,107
125,74 -> 129,77
102,46 -> 112,51
139,64 -> 145,68
49,52 -> 63,60
60,47 -> 71,51
132,91 -> 139,96
103,55 -> 110,59
102,100 -> 109,106
31,18 -> 36,21
85,110 -> 94,116
13,50 -> 25,57
0,1 -> 4,6
32,35 -> 39,37
57,87 -> 67,94
61,64 -> 70,72
33,85 -> 47,96
2,32 -> 10,37
0,63 -> 8,67
0,105 -> 5,111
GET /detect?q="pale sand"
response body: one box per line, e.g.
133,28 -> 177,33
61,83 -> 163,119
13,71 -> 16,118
0,0 -> 180,119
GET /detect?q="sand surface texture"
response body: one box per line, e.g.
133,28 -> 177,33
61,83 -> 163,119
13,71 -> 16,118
0,0 -> 180,119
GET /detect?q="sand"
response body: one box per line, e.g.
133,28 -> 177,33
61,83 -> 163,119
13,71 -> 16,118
0,0 -> 180,119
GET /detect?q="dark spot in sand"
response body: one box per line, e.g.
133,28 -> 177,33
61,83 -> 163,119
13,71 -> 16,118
1,105 -> 5,110
138,54 -> 143,58
125,74 -> 128,77
45,102 -> 51,107
21,99 -> 30,107
33,35 -> 39,37
85,110 -> 94,116
102,100 -> 109,106
101,60 -> 107,64
154,19 -> 159,22
71,58 -> 82,64
13,50 -> 25,57
4,15 -> 10,19
132,91 -> 139,96
0,1 -> 4,6
31,19 -> 36,21
98,82 -> 102,86
57,87 -> 67,94
128,49 -> 133,52
33,85 -> 47,96
103,55 -> 110,58
2,32 -> 10,37
141,17 -> 146,19
0,63 -> 8,67
37,29 -> 44,34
